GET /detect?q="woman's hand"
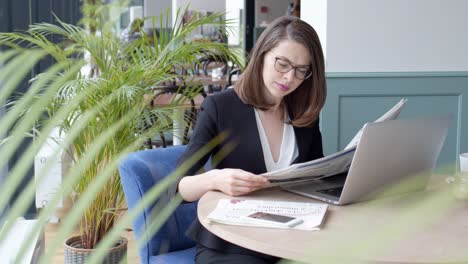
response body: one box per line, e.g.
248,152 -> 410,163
210,169 -> 270,196
178,168 -> 270,202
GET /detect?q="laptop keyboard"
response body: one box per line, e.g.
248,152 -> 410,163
316,186 -> 343,197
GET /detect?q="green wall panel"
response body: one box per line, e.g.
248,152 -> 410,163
321,72 -> 468,173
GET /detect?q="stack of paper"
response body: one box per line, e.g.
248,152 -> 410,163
206,199 -> 328,230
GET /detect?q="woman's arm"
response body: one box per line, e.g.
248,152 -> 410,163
178,169 -> 269,202
176,94 -> 269,201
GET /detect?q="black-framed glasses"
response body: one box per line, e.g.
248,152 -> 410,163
274,57 -> 312,80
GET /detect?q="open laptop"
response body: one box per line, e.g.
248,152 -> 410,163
282,117 -> 450,205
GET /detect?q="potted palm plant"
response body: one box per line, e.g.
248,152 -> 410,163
0,3 -> 237,263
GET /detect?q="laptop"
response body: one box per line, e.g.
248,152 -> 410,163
282,117 -> 450,205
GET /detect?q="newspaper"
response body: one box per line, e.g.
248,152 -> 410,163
265,147 -> 356,186
206,199 -> 328,230
344,98 -> 408,150
263,98 -> 407,186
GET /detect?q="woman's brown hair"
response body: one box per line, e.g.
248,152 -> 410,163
234,16 -> 326,127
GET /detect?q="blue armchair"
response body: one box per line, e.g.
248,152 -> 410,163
118,145 -> 197,264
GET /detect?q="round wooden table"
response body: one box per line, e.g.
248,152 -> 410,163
198,176 -> 468,263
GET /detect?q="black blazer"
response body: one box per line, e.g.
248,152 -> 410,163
177,89 -> 324,253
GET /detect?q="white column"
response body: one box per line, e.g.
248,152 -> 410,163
143,0 -> 172,28
301,0 -> 328,62
172,108 -> 185,146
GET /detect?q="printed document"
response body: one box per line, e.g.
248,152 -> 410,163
206,199 -> 328,230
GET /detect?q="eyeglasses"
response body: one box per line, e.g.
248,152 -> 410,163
274,57 -> 312,80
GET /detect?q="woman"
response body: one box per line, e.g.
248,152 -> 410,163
177,16 -> 327,264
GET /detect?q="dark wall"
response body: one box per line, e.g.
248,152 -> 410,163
0,0 -> 81,218
1,0 -> 80,32
244,0 -> 254,55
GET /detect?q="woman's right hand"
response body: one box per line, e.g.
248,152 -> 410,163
210,169 -> 270,196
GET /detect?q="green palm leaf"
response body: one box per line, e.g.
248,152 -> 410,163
0,3 -> 240,263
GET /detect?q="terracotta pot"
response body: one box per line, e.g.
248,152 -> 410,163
64,236 -> 127,264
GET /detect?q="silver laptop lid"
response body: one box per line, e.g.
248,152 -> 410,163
338,116 -> 449,205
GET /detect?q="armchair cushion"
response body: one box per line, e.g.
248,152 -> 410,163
119,145 -> 197,264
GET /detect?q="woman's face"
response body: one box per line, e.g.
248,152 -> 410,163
262,39 -> 311,106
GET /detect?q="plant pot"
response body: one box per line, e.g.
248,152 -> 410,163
64,236 -> 127,264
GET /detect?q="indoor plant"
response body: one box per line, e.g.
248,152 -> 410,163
0,3 -> 237,263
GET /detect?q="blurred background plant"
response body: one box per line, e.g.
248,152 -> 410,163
0,0 -> 238,261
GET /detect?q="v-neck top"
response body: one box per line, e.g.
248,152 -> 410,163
254,108 -> 298,172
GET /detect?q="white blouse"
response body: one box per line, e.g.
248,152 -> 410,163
254,109 -> 298,172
